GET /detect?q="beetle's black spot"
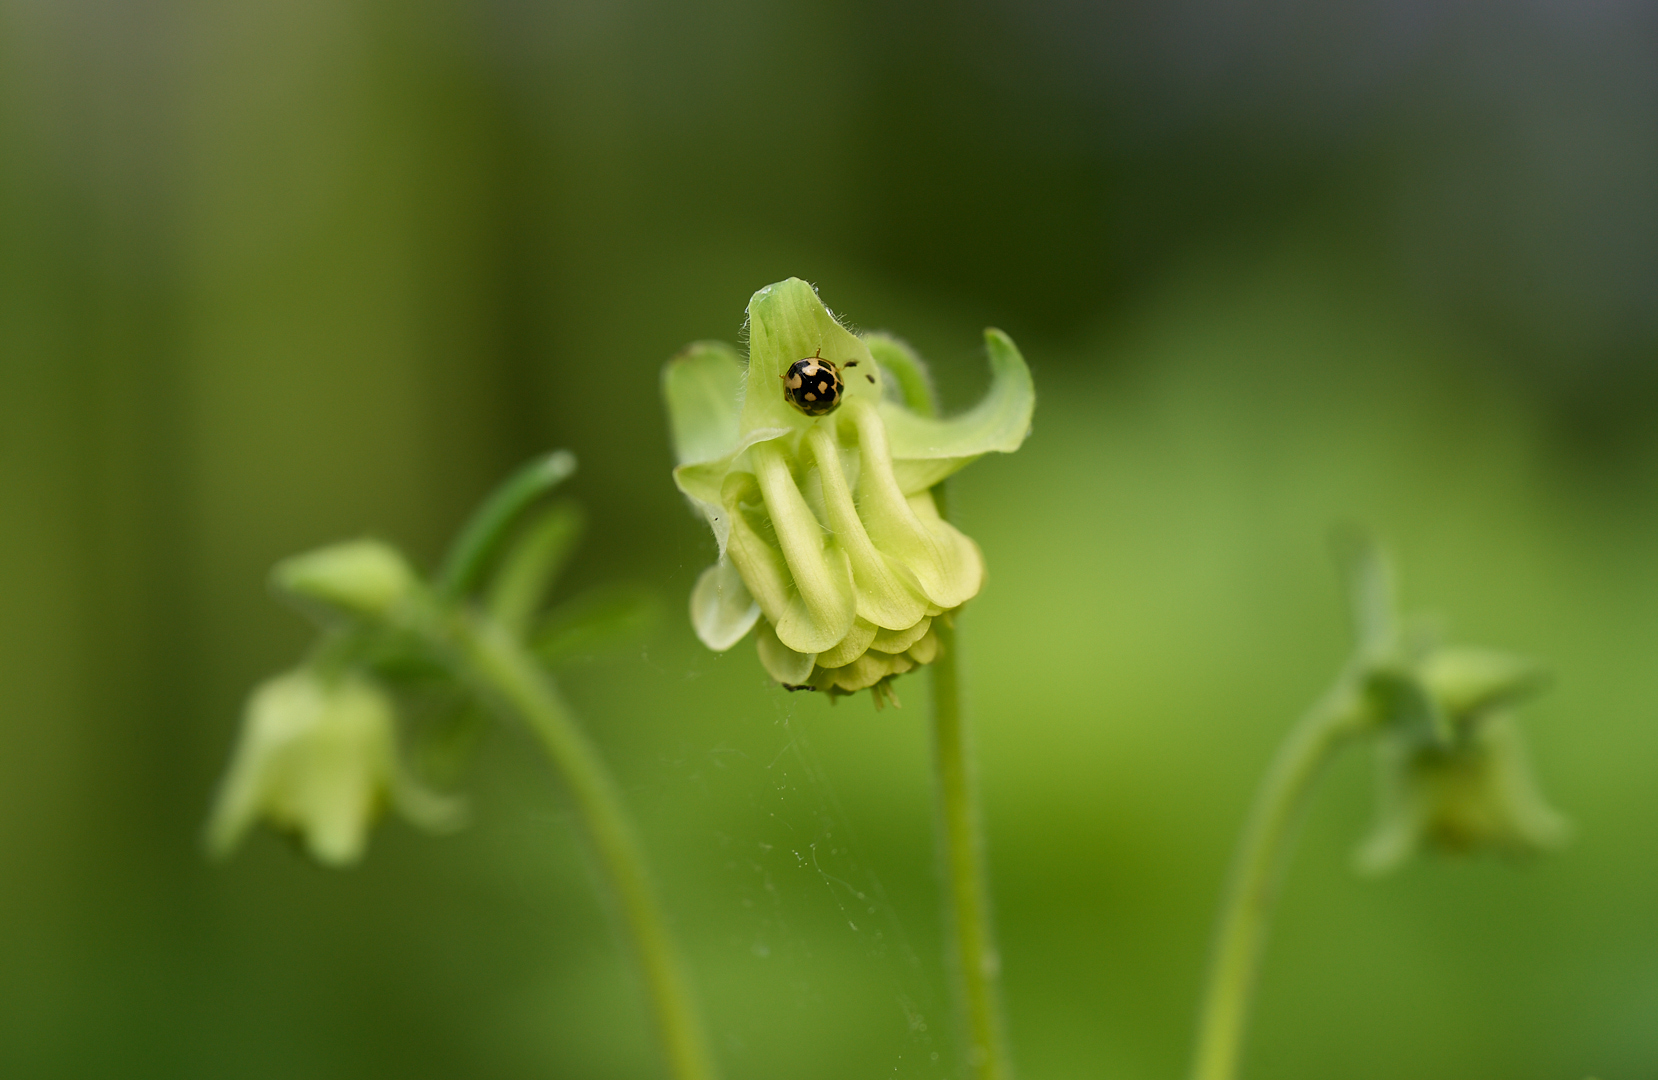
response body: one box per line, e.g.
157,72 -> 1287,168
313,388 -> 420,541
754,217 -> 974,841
865,374 -> 875,383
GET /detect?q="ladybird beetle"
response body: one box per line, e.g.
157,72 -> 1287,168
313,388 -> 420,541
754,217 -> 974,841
781,349 -> 850,417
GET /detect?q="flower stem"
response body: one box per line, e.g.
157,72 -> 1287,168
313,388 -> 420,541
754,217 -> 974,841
930,610 -> 1013,1079
451,613 -> 718,1080
1189,682 -> 1369,1080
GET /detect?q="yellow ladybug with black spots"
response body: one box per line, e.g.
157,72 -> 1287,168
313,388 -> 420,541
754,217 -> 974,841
781,349 -> 850,417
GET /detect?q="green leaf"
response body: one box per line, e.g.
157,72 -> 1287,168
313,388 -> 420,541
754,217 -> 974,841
485,502 -> 585,638
437,451 -> 577,598
879,328 -> 1034,494
662,341 -> 744,465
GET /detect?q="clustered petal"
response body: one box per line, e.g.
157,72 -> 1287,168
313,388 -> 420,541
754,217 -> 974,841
663,278 -> 1032,699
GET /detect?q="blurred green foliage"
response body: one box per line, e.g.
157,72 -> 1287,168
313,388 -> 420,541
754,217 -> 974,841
2,0 -> 1656,1078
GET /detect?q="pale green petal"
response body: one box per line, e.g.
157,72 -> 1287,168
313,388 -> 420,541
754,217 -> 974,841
870,616 -> 930,654
674,433 -> 791,554
288,748 -> 382,866
689,555 -> 761,651
907,624 -> 942,665
722,474 -> 793,627
741,278 -> 882,437
816,618 -> 879,669
816,649 -> 914,692
805,423 -> 931,631
880,328 -> 1034,494
846,400 -> 984,609
751,440 -> 857,653
663,341 -> 745,465
906,492 -> 985,607
756,620 -> 816,684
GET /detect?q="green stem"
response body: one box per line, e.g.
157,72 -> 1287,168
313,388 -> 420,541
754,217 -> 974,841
450,613 -> 718,1080
1189,681 -> 1369,1080
930,611 -> 1013,1080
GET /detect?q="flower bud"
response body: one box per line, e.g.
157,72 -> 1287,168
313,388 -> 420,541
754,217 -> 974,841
205,669 -> 462,866
273,539 -> 418,619
662,279 -> 1033,697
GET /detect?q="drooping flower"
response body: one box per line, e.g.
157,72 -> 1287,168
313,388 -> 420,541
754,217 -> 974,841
205,668 -> 461,866
1355,645 -> 1568,873
662,278 -> 1033,699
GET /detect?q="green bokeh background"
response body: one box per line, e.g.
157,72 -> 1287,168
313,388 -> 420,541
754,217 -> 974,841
4,1 -> 1657,1077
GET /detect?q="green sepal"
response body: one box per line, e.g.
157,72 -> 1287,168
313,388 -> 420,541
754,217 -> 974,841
688,554 -> 760,651
1417,647 -> 1548,720
879,328 -> 1034,494
663,341 -> 744,465
741,278 -> 883,437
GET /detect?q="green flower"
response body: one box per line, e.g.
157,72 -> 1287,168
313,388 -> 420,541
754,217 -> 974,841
205,669 -> 461,866
1355,646 -> 1567,873
1327,534 -> 1568,873
662,278 -> 1033,698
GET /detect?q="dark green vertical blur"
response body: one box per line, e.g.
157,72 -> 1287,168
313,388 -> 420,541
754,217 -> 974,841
3,0 -> 1657,1077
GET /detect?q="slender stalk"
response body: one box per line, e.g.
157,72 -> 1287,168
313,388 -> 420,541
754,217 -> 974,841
930,608 -> 1013,1080
450,613 -> 718,1080
1189,681 -> 1370,1080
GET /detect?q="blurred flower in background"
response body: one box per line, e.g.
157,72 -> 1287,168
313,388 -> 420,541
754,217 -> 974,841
204,668 -> 460,866
1358,645 -> 1568,873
